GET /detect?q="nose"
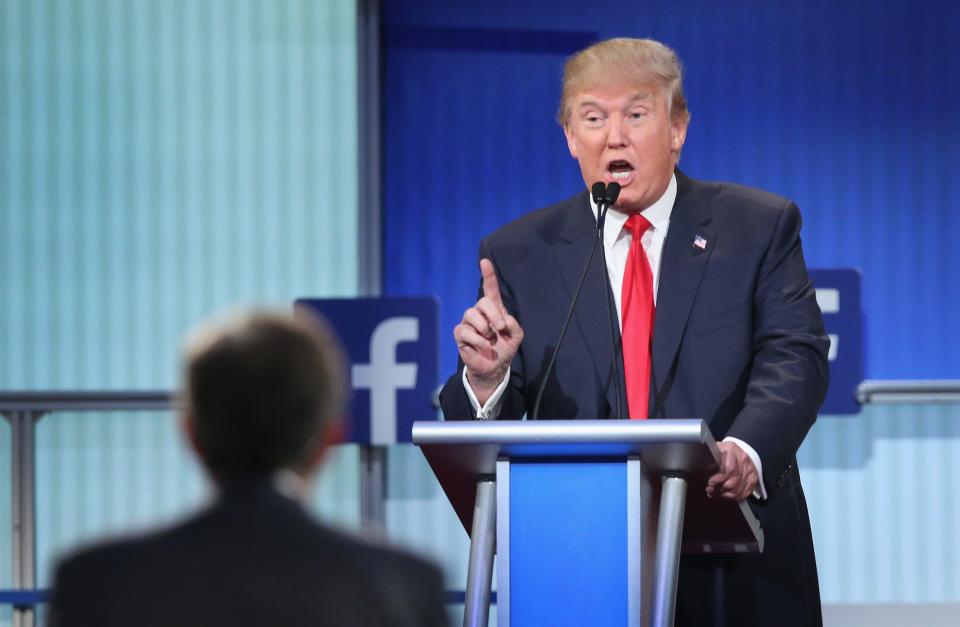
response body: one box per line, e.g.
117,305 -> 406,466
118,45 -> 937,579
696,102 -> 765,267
606,115 -> 628,147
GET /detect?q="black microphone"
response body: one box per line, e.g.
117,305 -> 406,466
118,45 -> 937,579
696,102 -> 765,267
531,182 -> 618,420
596,181 -> 624,419
591,181 -> 607,207
605,182 -> 621,206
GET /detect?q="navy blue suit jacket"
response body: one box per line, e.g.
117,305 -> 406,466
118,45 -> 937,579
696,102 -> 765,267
440,170 -> 829,626
49,479 -> 448,627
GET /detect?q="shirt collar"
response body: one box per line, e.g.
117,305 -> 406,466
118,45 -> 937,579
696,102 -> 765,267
590,172 -> 677,248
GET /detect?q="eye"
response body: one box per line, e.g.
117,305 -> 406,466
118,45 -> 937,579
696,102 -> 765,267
629,111 -> 647,121
583,112 -> 604,127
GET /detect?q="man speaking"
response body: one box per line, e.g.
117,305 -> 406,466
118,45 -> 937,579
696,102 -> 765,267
439,38 -> 829,626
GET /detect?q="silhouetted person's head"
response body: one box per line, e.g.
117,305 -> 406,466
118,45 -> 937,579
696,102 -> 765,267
181,310 -> 346,485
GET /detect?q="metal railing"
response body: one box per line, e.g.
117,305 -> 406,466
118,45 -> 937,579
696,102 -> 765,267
0,390 -> 390,627
3,381 -> 959,627
856,380 -> 960,404
1,392 -> 173,627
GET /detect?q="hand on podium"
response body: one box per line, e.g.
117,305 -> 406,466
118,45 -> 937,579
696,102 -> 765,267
455,258 -> 524,406
705,441 -> 759,502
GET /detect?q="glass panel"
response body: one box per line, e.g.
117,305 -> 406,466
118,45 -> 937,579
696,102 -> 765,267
799,402 -> 960,604
1,0 -> 362,613
0,0 -> 359,391
35,411 -> 207,585
385,444 -> 472,586
384,445 -> 498,624
308,444 -> 362,530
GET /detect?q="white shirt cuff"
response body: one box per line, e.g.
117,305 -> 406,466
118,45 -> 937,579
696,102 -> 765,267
723,436 -> 768,500
462,366 -> 510,420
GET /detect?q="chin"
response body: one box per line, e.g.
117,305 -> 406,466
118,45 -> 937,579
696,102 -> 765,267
614,193 -> 643,212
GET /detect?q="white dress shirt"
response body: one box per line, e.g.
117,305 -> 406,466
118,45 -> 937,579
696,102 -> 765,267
461,173 -> 767,499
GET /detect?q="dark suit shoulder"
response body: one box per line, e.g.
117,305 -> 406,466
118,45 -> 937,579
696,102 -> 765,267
52,518 -> 184,580
50,488 -> 449,627
306,525 -> 448,627
49,527 -> 177,627
55,490 -> 441,579
683,178 -> 804,249
484,191 -> 590,247
480,191 -> 591,271
319,524 -> 444,580
694,178 -> 794,216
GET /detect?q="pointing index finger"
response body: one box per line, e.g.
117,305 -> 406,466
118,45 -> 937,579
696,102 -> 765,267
480,258 -> 505,311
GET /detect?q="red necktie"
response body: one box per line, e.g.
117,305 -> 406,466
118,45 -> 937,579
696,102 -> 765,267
621,214 -> 655,419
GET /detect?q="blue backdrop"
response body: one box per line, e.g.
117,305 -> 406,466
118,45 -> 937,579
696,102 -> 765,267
382,0 -> 960,383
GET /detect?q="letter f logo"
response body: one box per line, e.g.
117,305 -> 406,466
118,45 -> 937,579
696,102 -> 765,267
352,317 -> 419,445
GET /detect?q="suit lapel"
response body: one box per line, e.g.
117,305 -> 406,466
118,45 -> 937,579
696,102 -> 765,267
650,171 -> 716,414
553,192 -> 623,417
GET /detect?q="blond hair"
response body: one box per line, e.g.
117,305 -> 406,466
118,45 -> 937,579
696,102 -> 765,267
557,38 -> 691,127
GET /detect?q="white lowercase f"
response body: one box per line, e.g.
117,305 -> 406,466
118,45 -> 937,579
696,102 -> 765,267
352,317 -> 419,444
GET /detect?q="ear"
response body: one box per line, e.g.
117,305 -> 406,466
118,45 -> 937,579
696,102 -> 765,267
563,123 -> 579,160
181,412 -> 204,460
302,420 -> 346,473
670,116 -> 688,154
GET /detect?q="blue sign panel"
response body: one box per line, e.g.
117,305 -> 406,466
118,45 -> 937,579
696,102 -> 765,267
810,269 -> 863,415
295,297 -> 439,444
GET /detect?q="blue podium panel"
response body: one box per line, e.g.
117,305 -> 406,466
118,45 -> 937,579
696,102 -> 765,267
509,461 -> 628,626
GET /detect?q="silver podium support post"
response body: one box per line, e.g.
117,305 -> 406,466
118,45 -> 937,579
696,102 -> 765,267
7,410 -> 41,627
359,446 -> 387,535
651,476 -> 687,627
463,480 -> 496,627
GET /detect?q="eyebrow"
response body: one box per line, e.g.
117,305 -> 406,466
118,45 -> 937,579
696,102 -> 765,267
577,99 -> 605,112
576,91 -> 656,113
626,91 -> 655,105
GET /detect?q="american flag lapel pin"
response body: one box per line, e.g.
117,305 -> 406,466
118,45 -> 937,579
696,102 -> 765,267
693,234 -> 708,250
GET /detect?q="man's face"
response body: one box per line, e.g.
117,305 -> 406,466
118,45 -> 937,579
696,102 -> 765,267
564,83 -> 687,213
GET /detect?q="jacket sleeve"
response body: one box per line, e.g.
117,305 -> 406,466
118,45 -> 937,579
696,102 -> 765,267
724,200 -> 830,495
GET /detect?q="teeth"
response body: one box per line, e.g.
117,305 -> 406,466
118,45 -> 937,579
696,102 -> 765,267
611,170 -> 631,180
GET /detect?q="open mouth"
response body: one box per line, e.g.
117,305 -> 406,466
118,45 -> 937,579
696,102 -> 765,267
607,160 -> 634,181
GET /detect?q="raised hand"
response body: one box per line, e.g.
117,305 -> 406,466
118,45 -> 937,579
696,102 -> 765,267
454,258 -> 524,405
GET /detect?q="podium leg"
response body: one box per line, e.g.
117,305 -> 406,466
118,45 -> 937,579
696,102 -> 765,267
464,480 -> 496,627
651,476 -> 687,627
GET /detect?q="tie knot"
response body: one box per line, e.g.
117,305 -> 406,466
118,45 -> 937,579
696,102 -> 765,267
624,214 -> 652,238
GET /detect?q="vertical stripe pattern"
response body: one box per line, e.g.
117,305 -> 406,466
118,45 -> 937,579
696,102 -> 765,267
0,0 -> 359,590
799,403 -> 960,603
0,0 -> 359,390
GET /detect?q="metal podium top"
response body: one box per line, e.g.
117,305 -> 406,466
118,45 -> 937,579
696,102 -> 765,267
414,418 -> 710,444
414,419 -> 719,473
414,419 -> 763,553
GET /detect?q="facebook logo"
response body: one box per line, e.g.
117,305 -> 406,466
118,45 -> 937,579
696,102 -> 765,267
352,317 -> 419,444
810,269 -> 863,415
815,288 -> 841,362
295,298 -> 439,444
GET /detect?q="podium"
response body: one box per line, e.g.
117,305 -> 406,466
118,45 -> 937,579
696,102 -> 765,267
413,419 -> 763,627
